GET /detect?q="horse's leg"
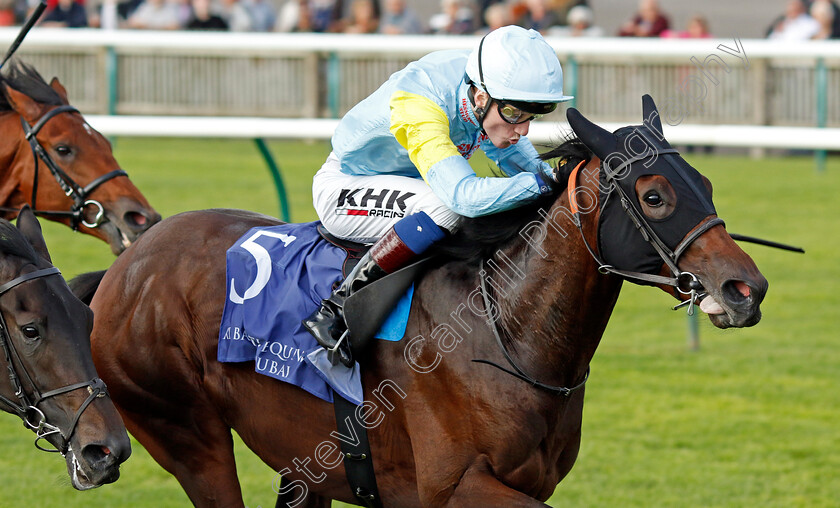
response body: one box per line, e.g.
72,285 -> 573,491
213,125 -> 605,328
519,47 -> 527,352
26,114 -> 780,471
92,308 -> 247,507
274,485 -> 331,508
119,404 -> 245,507
440,465 -> 551,508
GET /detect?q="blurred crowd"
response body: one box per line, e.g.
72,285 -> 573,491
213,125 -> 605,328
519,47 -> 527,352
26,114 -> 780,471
0,0 -> 837,39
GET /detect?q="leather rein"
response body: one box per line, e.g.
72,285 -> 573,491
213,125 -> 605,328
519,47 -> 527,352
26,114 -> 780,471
0,267 -> 108,455
474,156 -> 723,395
0,105 -> 127,230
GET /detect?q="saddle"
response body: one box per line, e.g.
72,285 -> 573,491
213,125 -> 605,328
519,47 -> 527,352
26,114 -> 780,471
316,225 -> 434,356
272,226 -> 434,508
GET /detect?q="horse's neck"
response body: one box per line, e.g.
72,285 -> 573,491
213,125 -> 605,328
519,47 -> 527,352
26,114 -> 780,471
491,169 -> 621,387
0,113 -> 28,208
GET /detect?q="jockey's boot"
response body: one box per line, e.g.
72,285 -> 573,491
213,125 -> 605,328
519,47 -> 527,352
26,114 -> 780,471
303,212 -> 445,367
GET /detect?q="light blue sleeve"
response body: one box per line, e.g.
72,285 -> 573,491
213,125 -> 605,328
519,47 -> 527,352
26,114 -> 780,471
425,155 -> 552,218
483,136 -> 554,179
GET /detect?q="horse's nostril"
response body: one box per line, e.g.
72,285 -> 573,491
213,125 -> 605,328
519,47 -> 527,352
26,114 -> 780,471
722,280 -> 751,306
734,281 -> 750,298
81,443 -> 112,467
124,211 -> 148,229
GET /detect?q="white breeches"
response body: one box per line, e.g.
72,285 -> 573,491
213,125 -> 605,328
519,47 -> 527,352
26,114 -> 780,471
312,153 -> 460,244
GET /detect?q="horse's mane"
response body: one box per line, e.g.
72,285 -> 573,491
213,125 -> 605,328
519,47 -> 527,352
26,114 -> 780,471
0,220 -> 40,264
0,60 -> 63,112
435,134 -> 593,263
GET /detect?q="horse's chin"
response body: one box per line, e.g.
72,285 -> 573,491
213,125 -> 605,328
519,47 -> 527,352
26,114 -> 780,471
65,449 -> 98,491
702,295 -> 762,329
94,221 -> 134,255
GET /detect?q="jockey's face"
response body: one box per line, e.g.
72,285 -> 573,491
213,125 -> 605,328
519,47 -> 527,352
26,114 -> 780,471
474,90 -> 531,149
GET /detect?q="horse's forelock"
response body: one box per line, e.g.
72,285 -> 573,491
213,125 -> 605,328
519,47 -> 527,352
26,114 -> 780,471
0,60 -> 63,112
0,220 -> 40,265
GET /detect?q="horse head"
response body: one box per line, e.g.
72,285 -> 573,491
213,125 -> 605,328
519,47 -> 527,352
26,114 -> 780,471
0,207 -> 131,488
565,95 -> 767,329
0,61 -> 160,254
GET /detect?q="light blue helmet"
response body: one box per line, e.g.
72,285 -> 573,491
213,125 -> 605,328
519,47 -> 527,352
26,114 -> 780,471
465,25 -> 573,104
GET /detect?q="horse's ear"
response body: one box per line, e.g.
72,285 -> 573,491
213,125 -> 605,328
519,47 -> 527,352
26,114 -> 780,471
16,205 -> 51,263
642,94 -> 663,137
49,77 -> 70,104
566,107 -> 618,160
2,85 -> 44,124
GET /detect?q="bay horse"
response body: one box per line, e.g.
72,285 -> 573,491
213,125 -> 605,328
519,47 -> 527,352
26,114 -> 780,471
0,206 -> 130,489
74,97 -> 767,506
0,61 -> 160,255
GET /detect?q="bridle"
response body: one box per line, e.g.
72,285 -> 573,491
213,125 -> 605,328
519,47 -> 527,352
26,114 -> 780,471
0,266 -> 108,455
473,153 -> 723,395
567,155 -> 724,315
0,104 -> 127,230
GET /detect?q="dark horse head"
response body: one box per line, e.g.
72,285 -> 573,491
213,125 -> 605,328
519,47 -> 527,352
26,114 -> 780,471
561,95 -> 767,328
0,207 -> 131,488
444,94 -> 767,330
0,61 -> 160,254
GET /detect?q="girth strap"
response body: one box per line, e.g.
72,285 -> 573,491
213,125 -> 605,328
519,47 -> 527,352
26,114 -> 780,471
333,391 -> 383,508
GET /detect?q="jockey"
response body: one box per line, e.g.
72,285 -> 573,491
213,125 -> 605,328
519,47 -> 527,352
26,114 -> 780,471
303,25 -> 574,366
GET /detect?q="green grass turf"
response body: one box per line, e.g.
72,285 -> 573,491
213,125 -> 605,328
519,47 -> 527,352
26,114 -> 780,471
0,138 -> 837,507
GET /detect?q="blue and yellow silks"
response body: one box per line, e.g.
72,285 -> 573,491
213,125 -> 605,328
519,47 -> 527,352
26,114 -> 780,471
331,49 -> 554,218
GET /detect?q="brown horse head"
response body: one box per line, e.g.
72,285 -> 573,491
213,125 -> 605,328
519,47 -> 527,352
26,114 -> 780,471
564,95 -> 767,329
0,61 -> 160,254
0,207 -> 131,488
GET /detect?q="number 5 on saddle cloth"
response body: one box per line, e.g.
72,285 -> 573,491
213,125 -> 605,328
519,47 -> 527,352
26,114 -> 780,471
217,220 -> 425,405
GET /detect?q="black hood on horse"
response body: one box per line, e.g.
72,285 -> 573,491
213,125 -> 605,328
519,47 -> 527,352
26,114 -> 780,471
567,95 -> 718,275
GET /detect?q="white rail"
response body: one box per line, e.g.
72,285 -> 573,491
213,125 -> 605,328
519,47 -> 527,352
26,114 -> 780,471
3,28 -> 840,58
85,115 -> 840,150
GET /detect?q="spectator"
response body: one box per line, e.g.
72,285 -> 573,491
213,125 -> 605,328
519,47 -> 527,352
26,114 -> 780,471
278,0 -> 341,32
220,0 -> 251,30
126,0 -> 182,28
0,0 -> 15,25
186,0 -> 227,29
548,4 -> 602,37
240,0 -> 275,31
547,0 -> 586,26
767,0 -> 820,40
516,0 -> 561,33
618,0 -> 669,37
661,14 -> 710,38
343,0 -> 377,33
309,0 -> 342,31
475,0 -> 502,28
379,0 -> 422,34
476,1 -> 510,34
276,0 -> 301,31
173,0 -> 192,26
41,0 -> 88,26
116,0 -> 144,22
429,0 -> 475,35
810,0 -> 839,38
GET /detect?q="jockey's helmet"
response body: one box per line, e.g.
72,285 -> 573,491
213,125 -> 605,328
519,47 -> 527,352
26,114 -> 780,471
465,25 -> 573,117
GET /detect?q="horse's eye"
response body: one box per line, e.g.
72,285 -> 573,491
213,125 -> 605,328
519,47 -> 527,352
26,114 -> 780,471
54,145 -> 72,157
643,192 -> 663,207
21,325 -> 40,340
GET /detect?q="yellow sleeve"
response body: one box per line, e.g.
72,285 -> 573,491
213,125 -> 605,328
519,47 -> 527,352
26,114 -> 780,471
389,91 -> 462,181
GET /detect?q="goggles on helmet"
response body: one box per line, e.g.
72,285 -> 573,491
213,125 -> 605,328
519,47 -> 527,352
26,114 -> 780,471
497,100 -> 558,124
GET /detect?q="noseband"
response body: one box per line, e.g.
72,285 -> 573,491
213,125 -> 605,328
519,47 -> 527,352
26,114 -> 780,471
568,155 -> 725,314
0,104 -> 127,230
0,267 -> 108,455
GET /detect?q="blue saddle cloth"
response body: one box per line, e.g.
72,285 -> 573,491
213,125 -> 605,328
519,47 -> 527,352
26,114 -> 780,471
217,221 -> 413,405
